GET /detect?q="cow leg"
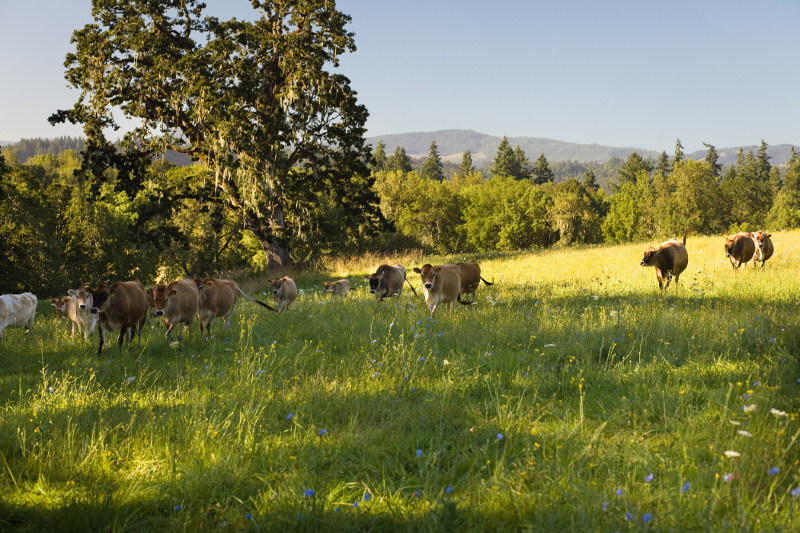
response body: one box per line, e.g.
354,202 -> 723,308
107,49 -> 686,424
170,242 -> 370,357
97,325 -> 105,355
118,328 -> 126,348
165,322 -> 175,339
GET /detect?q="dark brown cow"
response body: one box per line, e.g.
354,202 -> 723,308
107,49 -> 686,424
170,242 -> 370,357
412,263 -> 463,317
88,280 -> 148,355
195,278 -> 276,335
268,277 -> 297,312
364,264 -> 416,300
640,230 -> 691,291
151,278 -> 200,339
323,279 -> 350,296
750,231 -> 774,268
455,261 -> 493,304
724,232 -> 756,270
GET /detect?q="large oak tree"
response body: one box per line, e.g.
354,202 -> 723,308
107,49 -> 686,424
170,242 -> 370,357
51,0 -> 383,268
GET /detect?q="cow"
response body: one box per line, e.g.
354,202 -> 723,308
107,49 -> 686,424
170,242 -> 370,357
269,277 -> 297,312
640,230 -> 691,292
88,281 -> 148,355
724,232 -> 756,270
194,278 -> 276,335
454,261 -> 493,304
412,263 -> 463,317
150,278 -> 200,339
364,264 -> 417,300
0,292 -> 37,338
750,231 -> 774,269
323,279 -> 350,297
51,295 -> 68,318
54,293 -> 83,338
70,286 -> 98,339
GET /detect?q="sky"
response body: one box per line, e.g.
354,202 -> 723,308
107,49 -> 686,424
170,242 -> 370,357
1,0 -> 798,153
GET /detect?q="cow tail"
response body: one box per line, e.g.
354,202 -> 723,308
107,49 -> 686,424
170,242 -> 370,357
404,275 -> 418,296
237,288 -> 278,312
683,228 -> 694,245
480,276 -> 494,286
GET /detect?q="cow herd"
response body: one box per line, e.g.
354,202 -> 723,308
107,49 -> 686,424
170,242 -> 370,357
0,231 -> 778,348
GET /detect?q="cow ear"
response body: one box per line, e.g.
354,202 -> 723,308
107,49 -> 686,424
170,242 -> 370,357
765,233 -> 771,238
205,281 -> 214,289
50,299 -> 57,306
434,266 -> 442,274
363,274 -> 371,279
110,287 -> 117,296
169,289 -> 177,297
412,267 -> 421,273
67,289 -> 75,296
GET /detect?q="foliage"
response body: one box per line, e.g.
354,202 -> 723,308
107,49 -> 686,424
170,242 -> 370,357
548,179 -> 605,244
386,146 -> 413,173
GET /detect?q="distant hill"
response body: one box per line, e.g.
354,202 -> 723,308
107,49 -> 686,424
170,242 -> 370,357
366,129 -> 798,166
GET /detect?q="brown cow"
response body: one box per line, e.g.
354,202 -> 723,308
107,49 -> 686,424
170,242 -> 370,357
51,296 -> 68,318
195,278 -> 276,335
269,277 -> 297,312
640,230 -> 691,291
750,231 -> 774,269
724,232 -> 756,270
413,263 -> 463,317
323,279 -> 350,297
151,278 -> 200,339
454,261 -> 493,304
364,264 -> 417,300
88,280 -> 148,355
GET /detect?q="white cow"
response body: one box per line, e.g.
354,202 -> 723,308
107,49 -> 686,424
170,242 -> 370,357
70,287 -> 98,339
0,292 -> 37,337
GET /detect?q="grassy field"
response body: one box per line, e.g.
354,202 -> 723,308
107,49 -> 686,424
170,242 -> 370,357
1,232 -> 800,531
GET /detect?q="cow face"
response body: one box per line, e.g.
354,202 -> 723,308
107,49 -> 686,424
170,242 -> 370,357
640,247 -> 658,267
88,285 -> 111,314
151,284 -> 168,316
413,264 -> 436,289
363,272 -> 384,294
51,296 -> 68,317
268,278 -> 284,294
76,286 -> 94,310
753,231 -> 771,250
323,282 -> 332,292
724,238 -> 735,258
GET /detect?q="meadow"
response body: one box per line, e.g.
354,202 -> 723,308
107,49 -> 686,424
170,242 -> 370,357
1,232 -> 800,532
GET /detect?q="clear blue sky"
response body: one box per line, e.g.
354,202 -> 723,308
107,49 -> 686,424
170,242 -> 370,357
2,0 -> 798,153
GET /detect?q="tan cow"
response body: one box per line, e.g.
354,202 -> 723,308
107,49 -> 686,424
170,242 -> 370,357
88,281 -> 148,355
640,230 -> 691,291
269,277 -> 297,312
0,292 -> 37,337
454,261 -> 493,304
51,295 -> 68,318
412,263 -> 463,317
195,278 -> 276,335
323,279 -> 350,297
724,232 -> 756,270
364,264 -> 417,300
151,278 -> 200,339
751,231 -> 774,269
69,286 -> 98,339
53,293 -> 83,338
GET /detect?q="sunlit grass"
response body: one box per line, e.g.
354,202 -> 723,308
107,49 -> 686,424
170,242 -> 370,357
1,231 -> 800,530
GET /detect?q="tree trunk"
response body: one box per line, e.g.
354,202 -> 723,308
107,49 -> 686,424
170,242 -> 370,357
250,226 -> 291,272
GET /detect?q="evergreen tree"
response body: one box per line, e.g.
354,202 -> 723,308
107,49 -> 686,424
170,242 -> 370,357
456,149 -> 475,177
491,136 -> 515,178
582,169 -> 598,191
655,151 -> 671,179
531,153 -> 553,185
420,141 -> 444,182
767,148 -> 800,228
386,146 -> 413,173
703,143 -> 721,177
372,141 -> 387,172
512,146 -> 531,180
674,139 -> 685,164
616,152 -> 653,187
756,140 -> 771,183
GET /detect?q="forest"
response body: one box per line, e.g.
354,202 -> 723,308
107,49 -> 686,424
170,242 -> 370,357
2,136 -> 799,296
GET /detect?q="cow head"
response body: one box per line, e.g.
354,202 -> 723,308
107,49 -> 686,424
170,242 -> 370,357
724,237 -> 735,258
88,284 -> 110,314
76,286 -> 94,310
51,296 -> 68,318
752,231 -> 771,250
363,271 -> 384,294
151,284 -> 168,316
323,282 -> 332,292
413,264 -> 436,289
640,247 -> 659,267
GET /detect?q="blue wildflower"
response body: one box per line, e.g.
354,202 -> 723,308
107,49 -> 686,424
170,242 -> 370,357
616,488 -> 624,497
416,449 -> 422,457
318,429 -> 327,436
602,501 -> 608,511
246,513 -> 253,519
286,413 -> 293,420
175,505 -> 182,511
769,467 -> 780,475
304,489 -> 315,498
625,512 -> 632,521
645,473 -> 653,483
497,433 -> 503,440
681,481 -> 690,494
364,493 -> 371,501
445,486 -> 452,494
335,507 -> 341,512
643,513 -> 651,524
792,487 -> 800,497
353,501 -> 359,508
724,473 -> 733,482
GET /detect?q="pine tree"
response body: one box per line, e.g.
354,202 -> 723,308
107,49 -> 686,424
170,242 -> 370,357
512,146 -> 531,180
531,153 -> 554,185
616,152 -> 653,187
655,151 -> 671,179
674,139 -> 685,164
372,141 -> 387,172
420,141 -> 444,182
386,146 -> 413,173
756,140 -> 771,183
583,169 -> 598,191
491,137 -> 514,178
456,149 -> 475,177
703,143 -> 721,177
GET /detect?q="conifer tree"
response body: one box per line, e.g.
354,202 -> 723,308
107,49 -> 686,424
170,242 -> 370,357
372,141 -> 387,172
703,143 -> 721,177
674,139 -> 685,164
456,149 -> 475,177
491,137 -> 515,178
386,146 -> 413,173
655,151 -> 671,179
420,141 -> 444,182
512,146 -> 531,180
531,153 -> 554,185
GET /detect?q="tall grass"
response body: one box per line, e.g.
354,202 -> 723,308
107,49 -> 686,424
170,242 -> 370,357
1,232 -> 800,531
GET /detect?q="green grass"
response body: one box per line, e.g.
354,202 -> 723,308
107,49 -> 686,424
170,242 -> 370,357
2,232 -> 800,531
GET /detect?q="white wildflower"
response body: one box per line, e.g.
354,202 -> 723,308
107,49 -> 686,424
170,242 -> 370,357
729,419 -> 741,426
742,404 -> 756,414
724,450 -> 741,458
544,344 -> 556,348
737,430 -> 752,437
126,376 -> 135,383
770,408 -> 787,417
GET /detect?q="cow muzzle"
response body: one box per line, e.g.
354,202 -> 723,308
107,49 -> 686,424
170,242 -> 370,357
370,289 -> 376,294
90,307 -> 98,314
424,282 -> 433,289
272,289 -> 278,294
79,304 -> 86,309
639,261 -> 646,266
155,310 -> 165,316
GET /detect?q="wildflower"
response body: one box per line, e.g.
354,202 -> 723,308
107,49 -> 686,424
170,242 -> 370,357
681,481 -> 690,494
645,473 -> 653,483
753,381 -> 761,386
318,429 -> 327,436
364,493 -> 372,501
625,512 -> 633,521
372,372 -> 378,378
602,501 -> 608,511
286,413 -> 293,420
416,449 -> 422,457
724,450 -> 740,458
742,404 -> 756,414
353,501 -> 359,508
729,419 -> 741,426
413,489 -> 422,498
770,408 -> 787,417
769,467 -> 780,475
544,344 -> 556,348
616,488 -> 624,497
445,487 -> 452,494
335,507 -> 341,512
737,430 -> 752,437
497,433 -> 503,440
643,513 -> 651,524
126,376 -> 135,383
792,487 -> 800,497
724,473 -> 733,482
246,513 -> 252,519
175,505 -> 182,511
